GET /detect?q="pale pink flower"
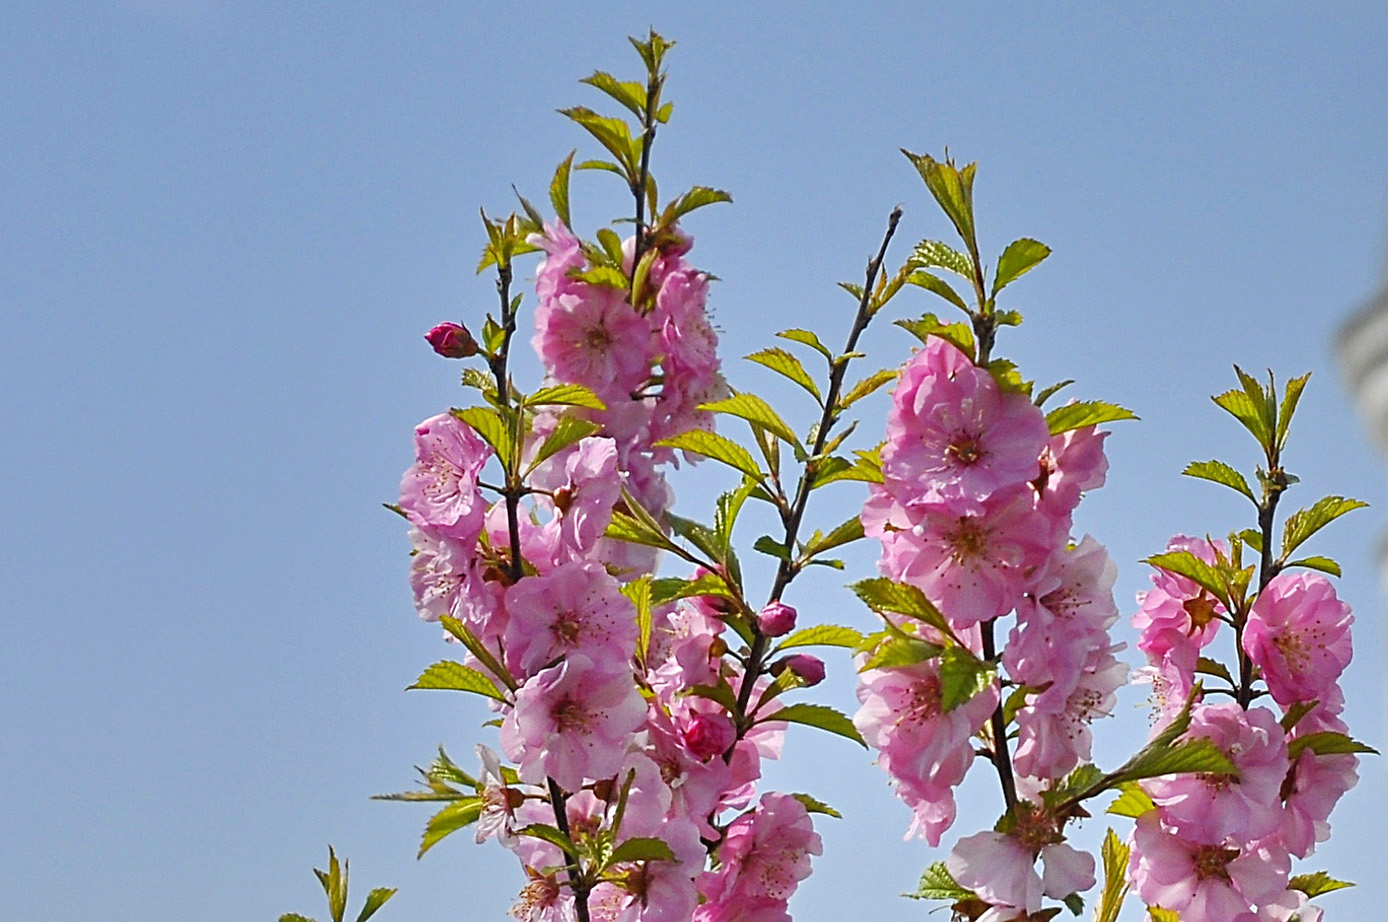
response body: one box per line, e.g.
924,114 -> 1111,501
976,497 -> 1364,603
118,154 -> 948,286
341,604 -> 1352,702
1144,703 -> 1287,846
696,793 -> 822,912
1013,645 -> 1126,780
1259,889 -> 1324,922
1128,812 -> 1289,922
1035,423 -> 1109,519
1132,536 -> 1225,659
510,874 -> 575,922
1276,705 -> 1358,858
532,221 -> 585,303
503,559 -> 637,677
1040,843 -> 1096,899
882,336 -> 1049,509
501,653 -> 645,790
1243,572 -> 1353,707
399,412 -> 491,542
475,744 -> 519,846
946,831 -> 1042,919
532,435 -> 623,557
534,285 -> 656,401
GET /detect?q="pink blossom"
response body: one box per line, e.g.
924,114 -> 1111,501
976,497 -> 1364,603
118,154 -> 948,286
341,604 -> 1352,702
946,831 -> 1042,919
1144,703 -> 1287,846
399,412 -> 491,542
510,874 -> 575,922
1133,536 -> 1226,659
882,336 -> 1049,509
475,744 -> 520,846
425,321 -> 478,358
1259,889 -> 1324,922
534,285 -> 656,401
1276,706 -> 1358,858
682,712 -> 737,761
773,653 -> 826,687
501,653 -> 645,790
503,559 -> 638,678
1012,644 -> 1126,780
1243,572 -> 1353,707
1128,812 -> 1289,922
1040,843 -> 1096,899
756,601 -> 797,637
532,221 -> 586,304
532,435 -> 623,557
1034,423 -> 1109,519
696,793 -> 821,914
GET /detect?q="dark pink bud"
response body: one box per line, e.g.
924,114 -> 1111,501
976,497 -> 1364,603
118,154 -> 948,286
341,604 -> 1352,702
682,712 -> 736,761
757,601 -> 798,637
425,322 -> 478,358
775,653 -> 826,687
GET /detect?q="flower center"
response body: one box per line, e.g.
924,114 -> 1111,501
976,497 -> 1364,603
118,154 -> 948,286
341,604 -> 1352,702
1192,844 -> 1239,881
947,433 -> 985,466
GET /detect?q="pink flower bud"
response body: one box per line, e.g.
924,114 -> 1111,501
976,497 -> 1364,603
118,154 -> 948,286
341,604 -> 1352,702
425,322 -> 478,358
683,712 -> 736,760
775,653 -> 825,687
757,601 -> 798,637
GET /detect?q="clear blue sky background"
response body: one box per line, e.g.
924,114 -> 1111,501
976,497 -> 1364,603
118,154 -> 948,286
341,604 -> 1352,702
4,3 -> 1387,921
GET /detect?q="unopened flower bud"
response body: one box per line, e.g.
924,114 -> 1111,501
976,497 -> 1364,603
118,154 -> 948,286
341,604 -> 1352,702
425,322 -> 478,358
773,653 -> 826,687
683,712 -> 737,761
757,601 -> 798,637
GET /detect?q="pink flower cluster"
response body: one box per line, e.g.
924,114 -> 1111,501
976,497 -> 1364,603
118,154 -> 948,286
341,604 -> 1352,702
856,336 -> 1120,846
1127,556 -> 1358,922
402,226 -> 820,922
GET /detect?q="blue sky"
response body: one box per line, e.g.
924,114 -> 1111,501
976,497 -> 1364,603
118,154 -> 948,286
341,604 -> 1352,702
4,3 -> 1388,920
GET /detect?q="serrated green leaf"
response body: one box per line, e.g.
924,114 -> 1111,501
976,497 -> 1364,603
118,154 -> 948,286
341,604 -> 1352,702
1213,387 -> 1272,447
527,383 -> 607,411
607,836 -> 677,864
803,516 -> 865,557
1113,738 -> 1237,784
606,510 -> 680,554
1194,657 -> 1235,686
621,575 -> 653,662
663,186 -> 732,225
1280,700 -> 1319,732
938,646 -> 996,713
992,238 -> 1050,295
811,449 -> 884,487
1062,893 -> 1084,916
1287,731 -> 1378,759
762,703 -> 867,747
986,358 -> 1030,396
1276,372 -> 1311,451
355,888 -> 397,922
850,577 -> 954,639
1032,379 -> 1074,408
752,535 -> 791,561
776,328 -> 833,361
654,429 -> 764,480
580,70 -> 647,118
902,150 -> 977,254
1284,555 -> 1342,577
1289,871 -> 1354,898
558,106 -> 638,174
839,368 -> 897,409
775,624 -> 864,651
1142,551 -> 1229,608
419,799 -> 484,857
907,270 -> 970,313
895,313 -> 976,357
550,151 -> 575,229
1183,460 -> 1257,504
856,632 -> 944,670
451,406 -> 512,468
684,682 -> 739,713
911,239 -> 973,277
1281,495 -> 1368,558
526,415 -> 602,474
700,393 -> 800,446
408,661 -> 507,703
789,792 -> 842,818
515,822 -> 576,855
906,861 -> 975,901
1094,829 -> 1130,922
439,616 -> 515,692
655,100 -> 673,123
746,347 -> 821,403
1045,401 -> 1138,435
1105,782 -> 1156,819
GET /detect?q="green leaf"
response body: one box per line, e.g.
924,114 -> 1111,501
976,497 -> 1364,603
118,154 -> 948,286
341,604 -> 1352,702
558,106 -> 638,174
745,347 -> 821,403
1033,379 -> 1074,408
515,822 -> 576,855
1281,700 -> 1320,732
850,577 -> 955,639
789,792 -> 843,818
907,270 -> 970,313
1284,555 -> 1342,577
527,383 -> 607,410
1147,908 -> 1179,922
1183,460 -> 1257,505
526,415 -> 602,474
1289,871 -> 1354,898
1276,372 -> 1311,451
280,915 -> 316,922
1113,738 -> 1238,784
1105,782 -> 1156,819
1194,657 -> 1235,686
775,624 -> 864,651
655,430 -> 764,480
1142,550 -> 1229,607
811,448 -> 884,487
1062,893 -> 1084,916
1094,830 -> 1130,922
579,70 -> 647,118
938,646 -> 996,713
684,682 -> 739,713
895,312 -> 975,356
355,888 -> 397,922
986,358 -> 1030,396
322,849 -> 348,922
803,516 -> 865,557
1287,731 -> 1378,759
439,616 -> 516,692
699,393 -> 800,446
776,328 -> 834,361
992,238 -> 1051,295
752,534 -> 791,561
905,861 -> 974,901
1213,387 -> 1272,447
762,702 -> 867,747
549,151 -> 575,229
663,186 -> 733,225
901,150 -> 977,253
419,799 -> 484,857
408,661 -> 507,703
911,239 -> 972,277
856,631 -> 944,670
1045,401 -> 1138,435
838,368 -> 897,409
606,510 -> 680,554
451,406 -> 513,468
1281,495 -> 1368,558
622,575 -> 654,662
607,836 -> 677,864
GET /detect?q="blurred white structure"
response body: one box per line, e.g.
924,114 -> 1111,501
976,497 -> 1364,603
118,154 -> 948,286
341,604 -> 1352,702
1338,256 -> 1388,580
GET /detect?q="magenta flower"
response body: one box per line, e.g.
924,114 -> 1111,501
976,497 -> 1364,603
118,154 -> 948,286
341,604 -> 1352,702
424,321 -> 478,358
1243,571 -> 1353,707
399,412 -> 491,542
1128,812 -> 1289,922
756,601 -> 797,637
534,285 -> 656,401
773,653 -> 826,687
501,653 -> 645,790
502,559 -> 638,678
881,336 -> 1049,509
